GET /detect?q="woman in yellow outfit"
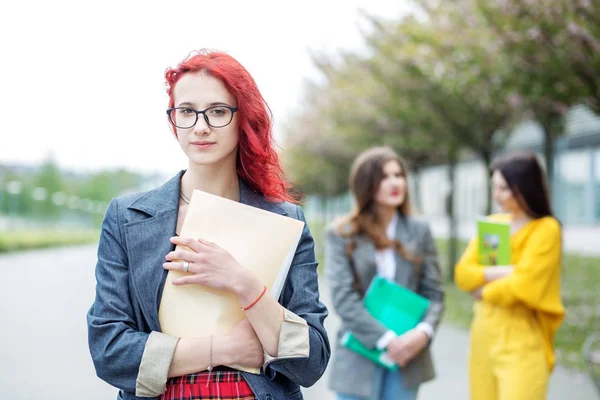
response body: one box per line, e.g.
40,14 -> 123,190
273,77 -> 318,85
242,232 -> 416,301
455,152 -> 565,400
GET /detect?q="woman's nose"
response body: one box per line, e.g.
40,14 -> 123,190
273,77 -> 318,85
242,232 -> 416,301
193,115 -> 211,135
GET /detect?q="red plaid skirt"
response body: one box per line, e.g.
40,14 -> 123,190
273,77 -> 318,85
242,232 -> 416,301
160,370 -> 255,400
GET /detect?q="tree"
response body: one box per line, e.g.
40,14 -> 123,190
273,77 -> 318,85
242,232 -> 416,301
34,154 -> 65,218
362,4 -> 516,214
475,0 -> 598,185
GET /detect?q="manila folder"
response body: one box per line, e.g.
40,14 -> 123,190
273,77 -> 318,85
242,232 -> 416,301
158,189 -> 305,374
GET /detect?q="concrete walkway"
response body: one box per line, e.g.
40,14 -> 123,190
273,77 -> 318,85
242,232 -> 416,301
303,280 -> 600,400
0,244 -> 596,399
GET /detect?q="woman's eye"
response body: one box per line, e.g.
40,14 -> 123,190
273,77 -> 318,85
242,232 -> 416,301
209,108 -> 226,116
180,108 -> 195,115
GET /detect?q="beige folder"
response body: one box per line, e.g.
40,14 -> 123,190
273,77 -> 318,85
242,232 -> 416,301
158,190 -> 305,374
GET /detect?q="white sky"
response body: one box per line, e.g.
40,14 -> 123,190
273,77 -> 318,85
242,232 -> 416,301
0,0 -> 413,176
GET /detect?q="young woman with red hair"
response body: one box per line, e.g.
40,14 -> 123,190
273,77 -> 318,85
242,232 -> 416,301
87,50 -> 330,400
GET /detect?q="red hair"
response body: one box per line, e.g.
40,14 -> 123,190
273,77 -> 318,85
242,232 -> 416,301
165,50 -> 298,204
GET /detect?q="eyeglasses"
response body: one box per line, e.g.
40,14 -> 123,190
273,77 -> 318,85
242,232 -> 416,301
166,106 -> 238,129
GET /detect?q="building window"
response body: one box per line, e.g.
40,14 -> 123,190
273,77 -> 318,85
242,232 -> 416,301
557,150 -> 590,224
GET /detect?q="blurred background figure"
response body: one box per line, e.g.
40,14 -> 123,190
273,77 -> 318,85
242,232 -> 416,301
2,0 -> 600,399
455,151 -> 565,400
325,147 -> 444,400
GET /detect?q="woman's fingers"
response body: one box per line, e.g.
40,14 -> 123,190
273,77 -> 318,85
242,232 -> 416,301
196,237 -> 219,249
163,261 -> 194,273
165,248 -> 200,262
170,236 -> 204,252
171,274 -> 202,286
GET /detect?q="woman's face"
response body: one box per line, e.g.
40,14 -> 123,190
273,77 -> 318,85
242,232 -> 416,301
491,170 -> 521,214
374,160 -> 407,209
172,72 -> 239,168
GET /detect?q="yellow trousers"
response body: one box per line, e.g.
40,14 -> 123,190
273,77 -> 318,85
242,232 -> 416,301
469,302 -> 549,400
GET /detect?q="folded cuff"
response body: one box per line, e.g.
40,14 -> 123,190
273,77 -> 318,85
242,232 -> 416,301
263,308 -> 309,366
415,322 -> 434,339
136,331 -> 179,397
376,330 -> 398,350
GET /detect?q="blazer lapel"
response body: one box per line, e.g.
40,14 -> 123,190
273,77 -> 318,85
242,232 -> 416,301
352,236 -> 378,294
125,172 -> 182,332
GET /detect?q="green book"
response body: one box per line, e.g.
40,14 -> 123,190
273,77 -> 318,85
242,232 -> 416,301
477,219 -> 511,265
341,275 -> 431,370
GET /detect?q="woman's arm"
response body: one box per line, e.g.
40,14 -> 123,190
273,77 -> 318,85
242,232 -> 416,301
259,206 -> 330,387
454,237 -> 486,292
168,318 -> 263,377
482,219 -> 562,309
416,223 -> 445,331
164,206 -> 330,387
385,223 -> 444,367
87,199 -> 177,397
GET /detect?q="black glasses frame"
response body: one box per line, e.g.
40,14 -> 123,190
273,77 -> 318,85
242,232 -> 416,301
166,106 -> 239,129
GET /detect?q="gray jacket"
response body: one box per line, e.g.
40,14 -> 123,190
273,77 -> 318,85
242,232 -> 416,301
87,171 -> 330,400
325,215 -> 444,398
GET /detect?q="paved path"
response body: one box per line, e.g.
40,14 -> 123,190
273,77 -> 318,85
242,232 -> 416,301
0,245 -> 117,399
0,245 -> 597,399
305,279 -> 599,400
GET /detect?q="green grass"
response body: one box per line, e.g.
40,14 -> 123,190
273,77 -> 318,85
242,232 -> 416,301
310,218 -> 600,371
0,228 -> 100,253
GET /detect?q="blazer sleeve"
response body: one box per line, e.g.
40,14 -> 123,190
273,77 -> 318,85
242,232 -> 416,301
86,199 -> 177,395
416,223 -> 445,332
324,228 -> 389,349
262,206 -> 331,388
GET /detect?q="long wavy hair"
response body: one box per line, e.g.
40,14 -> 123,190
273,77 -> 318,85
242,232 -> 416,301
164,49 -> 297,203
337,147 -> 420,263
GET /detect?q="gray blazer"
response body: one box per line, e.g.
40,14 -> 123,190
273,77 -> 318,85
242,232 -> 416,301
87,171 -> 330,400
325,215 -> 444,398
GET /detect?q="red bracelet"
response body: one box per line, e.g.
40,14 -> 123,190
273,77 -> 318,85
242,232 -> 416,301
241,285 -> 267,311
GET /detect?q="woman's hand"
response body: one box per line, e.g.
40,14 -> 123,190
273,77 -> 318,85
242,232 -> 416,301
484,265 -> 514,282
227,318 -> 264,368
386,329 -> 429,367
473,265 -> 514,300
471,287 -> 483,300
163,236 -> 251,294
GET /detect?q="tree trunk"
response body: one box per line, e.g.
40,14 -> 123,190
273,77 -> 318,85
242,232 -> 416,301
482,150 -> 493,215
541,122 -> 555,191
447,148 -> 458,282
412,167 -> 422,213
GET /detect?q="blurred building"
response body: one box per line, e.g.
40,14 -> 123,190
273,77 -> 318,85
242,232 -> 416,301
418,104 -> 600,228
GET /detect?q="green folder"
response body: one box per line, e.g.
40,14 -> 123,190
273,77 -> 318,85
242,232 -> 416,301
477,219 -> 511,265
341,276 -> 431,370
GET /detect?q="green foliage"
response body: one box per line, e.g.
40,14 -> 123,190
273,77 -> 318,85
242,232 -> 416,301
0,161 -> 151,227
0,229 -> 99,253
284,0 -> 599,204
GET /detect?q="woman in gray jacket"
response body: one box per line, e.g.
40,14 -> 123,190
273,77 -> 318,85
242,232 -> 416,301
326,146 -> 444,400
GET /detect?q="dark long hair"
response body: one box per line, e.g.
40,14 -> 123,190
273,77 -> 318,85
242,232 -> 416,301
490,151 -> 553,219
336,147 -> 420,263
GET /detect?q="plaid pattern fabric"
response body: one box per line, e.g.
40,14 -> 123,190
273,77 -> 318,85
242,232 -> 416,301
160,370 -> 256,400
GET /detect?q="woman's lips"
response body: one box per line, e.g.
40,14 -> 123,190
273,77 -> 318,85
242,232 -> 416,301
192,141 -> 216,149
